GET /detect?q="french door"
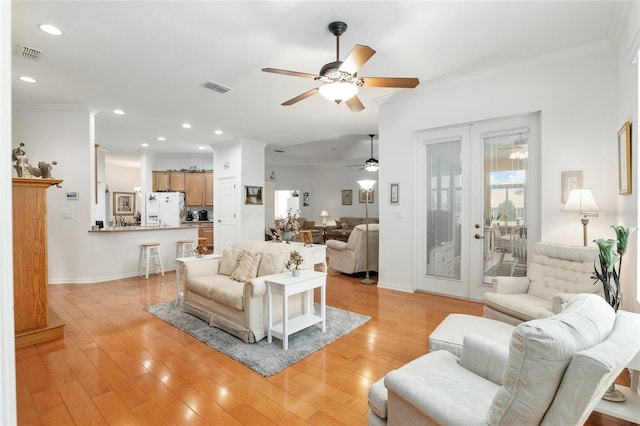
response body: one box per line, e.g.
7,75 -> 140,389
417,114 -> 539,300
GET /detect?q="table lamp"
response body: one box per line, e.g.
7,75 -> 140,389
357,179 -> 376,285
562,188 -> 598,246
320,210 -> 329,225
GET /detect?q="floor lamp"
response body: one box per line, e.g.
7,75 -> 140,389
562,188 -> 598,246
357,179 -> 376,284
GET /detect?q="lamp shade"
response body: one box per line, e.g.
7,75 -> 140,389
318,82 -> 358,104
357,179 -> 377,190
563,189 -> 598,214
320,210 -> 329,218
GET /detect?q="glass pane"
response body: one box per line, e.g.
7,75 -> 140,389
426,140 -> 461,279
483,133 -> 528,282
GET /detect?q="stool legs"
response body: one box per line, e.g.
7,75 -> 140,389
139,244 -> 165,279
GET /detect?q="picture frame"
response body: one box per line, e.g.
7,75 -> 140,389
359,188 -> 374,203
66,191 -> 79,200
299,230 -> 313,246
303,191 -> 310,207
244,185 -> 263,205
618,121 -> 631,195
561,171 -> 583,204
341,189 -> 352,205
390,183 -> 399,204
113,192 -> 135,215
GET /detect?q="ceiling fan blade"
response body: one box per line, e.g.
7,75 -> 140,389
262,68 -> 320,79
361,77 -> 420,88
282,88 -> 319,106
339,44 -> 376,75
346,95 -> 365,112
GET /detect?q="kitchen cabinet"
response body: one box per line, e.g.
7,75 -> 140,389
13,178 -> 65,347
199,223 -> 214,249
153,171 -> 170,191
170,172 -> 185,191
185,172 -> 214,206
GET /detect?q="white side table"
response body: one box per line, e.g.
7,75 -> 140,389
287,242 -> 327,272
175,253 -> 222,301
266,270 -> 327,350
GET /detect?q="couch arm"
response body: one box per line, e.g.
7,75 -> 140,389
552,293 -> 579,314
182,258 -> 221,277
326,240 -> 347,251
459,335 -> 509,386
245,276 -> 267,298
491,276 -> 530,294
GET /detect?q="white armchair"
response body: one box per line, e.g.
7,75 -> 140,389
327,224 -> 379,274
368,294 -> 639,425
483,241 -> 600,325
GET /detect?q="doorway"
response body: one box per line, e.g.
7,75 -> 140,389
417,113 -> 540,300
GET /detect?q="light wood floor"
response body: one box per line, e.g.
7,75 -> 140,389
16,269 -> 633,425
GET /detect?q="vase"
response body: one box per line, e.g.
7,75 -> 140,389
292,269 -> 301,277
281,231 -> 291,244
602,383 -> 626,402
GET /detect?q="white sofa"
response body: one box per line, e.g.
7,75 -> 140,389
327,224 -> 379,274
483,241 -> 600,325
180,240 -> 315,343
368,294 -> 639,425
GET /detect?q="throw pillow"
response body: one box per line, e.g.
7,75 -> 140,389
257,252 -> 285,277
219,248 -> 243,275
302,221 -> 315,229
231,250 -> 262,282
335,220 -> 343,229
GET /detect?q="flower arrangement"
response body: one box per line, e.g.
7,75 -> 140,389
592,225 -> 637,312
194,243 -> 208,258
274,209 -> 300,243
286,250 -> 304,272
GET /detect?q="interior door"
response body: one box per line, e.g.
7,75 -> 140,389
215,177 -> 238,254
418,114 -> 539,300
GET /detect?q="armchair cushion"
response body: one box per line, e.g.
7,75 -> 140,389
459,335 -> 508,386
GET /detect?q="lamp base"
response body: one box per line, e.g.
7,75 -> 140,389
360,277 -> 376,285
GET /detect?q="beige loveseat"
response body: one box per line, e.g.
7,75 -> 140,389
180,240 -> 315,343
483,241 -> 600,325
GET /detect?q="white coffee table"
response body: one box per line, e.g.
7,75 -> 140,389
266,270 -> 327,350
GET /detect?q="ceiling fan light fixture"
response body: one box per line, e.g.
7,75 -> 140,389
364,158 -> 379,172
318,82 -> 358,104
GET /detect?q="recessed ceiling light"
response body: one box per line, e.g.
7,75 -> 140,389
157,137 -> 166,141
182,123 -> 191,129
113,109 -> 125,115
141,143 -> 149,147
19,76 -> 37,83
214,129 -> 223,135
39,24 -> 63,36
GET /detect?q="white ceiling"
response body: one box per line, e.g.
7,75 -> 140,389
11,1 -> 625,166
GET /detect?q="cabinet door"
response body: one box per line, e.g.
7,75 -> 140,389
152,171 -> 169,191
199,225 -> 214,249
204,172 -> 214,206
170,172 -> 185,191
185,173 -> 204,206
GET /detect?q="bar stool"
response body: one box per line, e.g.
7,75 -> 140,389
176,239 -> 194,259
139,243 -> 164,279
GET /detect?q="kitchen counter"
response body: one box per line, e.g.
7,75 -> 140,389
89,225 -> 192,232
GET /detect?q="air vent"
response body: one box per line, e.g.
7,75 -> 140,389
16,44 -> 43,61
200,81 -> 232,94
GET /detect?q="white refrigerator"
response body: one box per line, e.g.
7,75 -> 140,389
146,192 -> 184,226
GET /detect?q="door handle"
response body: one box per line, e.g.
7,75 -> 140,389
474,234 -> 484,239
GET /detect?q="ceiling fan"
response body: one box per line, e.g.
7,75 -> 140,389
262,21 -> 419,112
346,134 -> 379,171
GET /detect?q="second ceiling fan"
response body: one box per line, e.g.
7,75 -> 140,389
346,134 -> 379,171
262,21 -> 419,112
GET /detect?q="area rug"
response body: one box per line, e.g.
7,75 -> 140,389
144,300 -> 370,377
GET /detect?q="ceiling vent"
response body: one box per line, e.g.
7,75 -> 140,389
200,81 -> 232,94
16,44 -> 43,61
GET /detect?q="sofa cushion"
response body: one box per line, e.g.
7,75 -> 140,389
368,377 -> 387,419
220,248 -> 243,275
459,335 -> 508,386
483,293 -> 555,322
210,278 -> 245,311
302,220 -> 315,229
231,250 -> 262,282
487,294 -> 615,425
258,252 -> 285,276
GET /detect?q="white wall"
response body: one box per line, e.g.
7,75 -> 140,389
153,152 -> 213,171
377,44 -> 619,294
240,139 -> 266,240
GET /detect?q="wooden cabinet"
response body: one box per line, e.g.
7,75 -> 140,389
198,223 -> 214,249
153,171 -> 170,191
13,178 -> 65,347
153,171 -> 187,192
170,172 -> 185,191
185,173 -> 205,206
204,172 -> 213,206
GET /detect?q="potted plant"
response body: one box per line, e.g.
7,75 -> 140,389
592,224 -> 636,401
286,250 -> 304,276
